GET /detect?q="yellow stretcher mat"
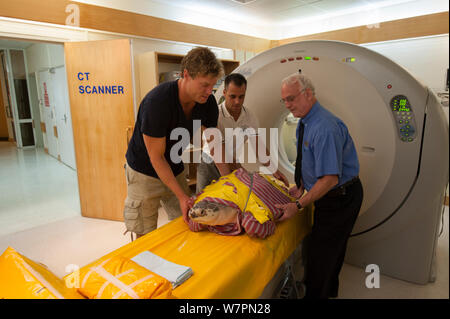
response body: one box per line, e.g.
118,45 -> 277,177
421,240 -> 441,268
67,206 -> 312,299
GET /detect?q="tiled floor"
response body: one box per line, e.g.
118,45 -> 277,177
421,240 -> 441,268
0,141 -> 448,298
0,142 -> 80,237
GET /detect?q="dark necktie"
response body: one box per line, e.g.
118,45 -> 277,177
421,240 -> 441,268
294,120 -> 304,188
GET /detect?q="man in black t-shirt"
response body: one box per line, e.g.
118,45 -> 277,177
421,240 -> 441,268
123,47 -> 232,238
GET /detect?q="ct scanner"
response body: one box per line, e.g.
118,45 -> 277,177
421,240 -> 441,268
215,40 -> 449,285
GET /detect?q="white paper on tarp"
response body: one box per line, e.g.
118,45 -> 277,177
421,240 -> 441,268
131,251 -> 193,288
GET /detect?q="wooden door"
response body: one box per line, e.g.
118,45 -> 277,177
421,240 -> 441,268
64,39 -> 134,221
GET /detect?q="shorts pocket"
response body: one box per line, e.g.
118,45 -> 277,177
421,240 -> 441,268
123,198 -> 143,234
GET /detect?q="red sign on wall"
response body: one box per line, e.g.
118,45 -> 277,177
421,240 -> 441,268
43,82 -> 50,107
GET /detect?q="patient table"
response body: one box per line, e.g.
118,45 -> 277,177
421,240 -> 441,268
75,206 -> 312,299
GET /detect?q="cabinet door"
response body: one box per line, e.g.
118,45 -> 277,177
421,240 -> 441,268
64,39 -> 134,221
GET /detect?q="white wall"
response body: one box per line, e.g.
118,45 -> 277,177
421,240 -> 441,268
47,44 -> 65,67
362,35 -> 449,92
26,44 -> 50,74
26,43 -> 65,74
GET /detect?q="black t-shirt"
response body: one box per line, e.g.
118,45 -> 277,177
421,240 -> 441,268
126,80 -> 218,178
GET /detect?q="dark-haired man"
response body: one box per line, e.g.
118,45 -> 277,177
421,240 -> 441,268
196,73 -> 288,192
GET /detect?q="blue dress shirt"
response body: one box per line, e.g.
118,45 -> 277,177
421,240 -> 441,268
295,101 -> 359,191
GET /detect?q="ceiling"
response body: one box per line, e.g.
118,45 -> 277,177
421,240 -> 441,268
74,0 -> 448,39
153,0 -> 407,25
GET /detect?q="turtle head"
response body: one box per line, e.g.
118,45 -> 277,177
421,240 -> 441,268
188,201 -> 238,226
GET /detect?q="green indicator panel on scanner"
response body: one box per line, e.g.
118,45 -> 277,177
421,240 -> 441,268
398,99 -> 410,112
391,95 -> 412,112
389,95 -> 416,142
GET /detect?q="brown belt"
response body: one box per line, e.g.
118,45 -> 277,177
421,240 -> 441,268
326,176 -> 359,197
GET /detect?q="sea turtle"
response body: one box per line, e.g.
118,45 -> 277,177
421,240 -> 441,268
188,201 -> 239,226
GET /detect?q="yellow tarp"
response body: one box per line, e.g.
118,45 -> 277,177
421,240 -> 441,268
0,247 -> 84,299
66,206 -> 312,299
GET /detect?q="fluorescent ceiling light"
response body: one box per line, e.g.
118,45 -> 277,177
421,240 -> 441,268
229,0 -> 258,4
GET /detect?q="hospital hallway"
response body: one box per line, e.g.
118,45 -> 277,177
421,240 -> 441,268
0,141 -> 81,236
0,140 -> 448,299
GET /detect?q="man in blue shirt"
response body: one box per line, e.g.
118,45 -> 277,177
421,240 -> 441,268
276,73 -> 363,299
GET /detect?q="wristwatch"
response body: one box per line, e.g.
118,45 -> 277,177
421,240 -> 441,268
295,200 -> 303,210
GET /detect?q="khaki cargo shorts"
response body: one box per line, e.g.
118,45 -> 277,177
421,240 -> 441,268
123,163 -> 191,236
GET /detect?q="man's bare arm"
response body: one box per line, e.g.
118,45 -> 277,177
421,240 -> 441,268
143,134 -> 191,223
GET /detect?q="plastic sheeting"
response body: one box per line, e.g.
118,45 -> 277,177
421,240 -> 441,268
66,207 -> 312,299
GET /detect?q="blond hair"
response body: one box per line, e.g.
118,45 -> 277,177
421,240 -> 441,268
181,47 -> 224,79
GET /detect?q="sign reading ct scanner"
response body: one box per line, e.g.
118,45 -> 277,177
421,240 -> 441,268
77,72 -> 125,95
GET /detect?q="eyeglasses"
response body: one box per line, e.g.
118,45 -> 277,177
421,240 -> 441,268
280,88 -> 306,104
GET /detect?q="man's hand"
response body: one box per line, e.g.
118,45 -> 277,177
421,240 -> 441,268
178,194 -> 194,224
273,169 -> 289,187
289,185 -> 304,199
229,162 -> 242,171
275,203 -> 299,222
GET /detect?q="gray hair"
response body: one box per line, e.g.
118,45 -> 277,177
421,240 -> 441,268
281,73 -> 315,95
